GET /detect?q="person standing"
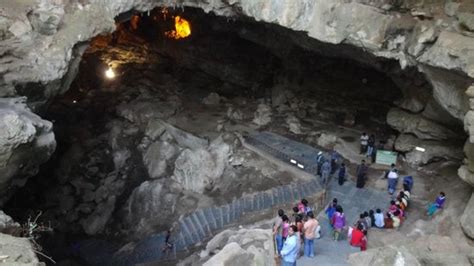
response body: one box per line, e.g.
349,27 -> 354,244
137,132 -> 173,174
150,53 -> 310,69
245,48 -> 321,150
273,209 -> 285,254
338,163 -> 346,186
332,205 -> 346,241
321,160 -> 331,185
360,132 -> 369,154
303,211 -> 318,258
387,164 -> 398,195
325,198 -> 338,227
280,225 -> 299,266
356,160 -> 368,188
366,134 -> 375,158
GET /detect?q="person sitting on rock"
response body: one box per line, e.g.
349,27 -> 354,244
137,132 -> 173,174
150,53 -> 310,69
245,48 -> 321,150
350,223 -> 365,247
369,210 -> 375,227
427,192 -> 446,217
374,209 -> 384,228
384,211 -> 400,229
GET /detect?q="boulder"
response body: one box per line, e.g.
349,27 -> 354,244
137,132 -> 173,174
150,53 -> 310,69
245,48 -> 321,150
285,115 -> 302,134
348,246 -> 420,266
252,104 -> 272,126
317,133 -> 338,148
117,98 -> 177,125
172,137 -> 230,193
200,228 -> 273,266
271,85 -> 294,108
0,233 -> 41,265
0,210 -> 19,231
394,134 -> 463,165
143,141 -> 177,178
123,180 -> 176,237
226,106 -> 244,121
0,97 -> 56,205
460,192 -> 474,239
387,108 -> 460,140
81,196 -> 116,235
203,92 -> 221,105
457,165 -> 474,187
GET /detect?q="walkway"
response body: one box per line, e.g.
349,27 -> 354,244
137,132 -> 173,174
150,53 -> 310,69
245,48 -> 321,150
298,177 -> 390,265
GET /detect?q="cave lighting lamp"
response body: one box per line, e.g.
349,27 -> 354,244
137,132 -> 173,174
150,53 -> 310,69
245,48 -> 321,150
105,67 -> 116,79
290,159 -> 297,164
415,146 -> 425,152
297,163 -> 304,169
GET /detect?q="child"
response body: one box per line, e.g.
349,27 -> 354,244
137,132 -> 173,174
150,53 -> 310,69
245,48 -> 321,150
427,192 -> 446,217
332,205 -> 346,241
325,198 -> 338,227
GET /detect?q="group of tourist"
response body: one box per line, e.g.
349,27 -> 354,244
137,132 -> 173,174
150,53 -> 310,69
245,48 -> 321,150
273,198 -> 320,265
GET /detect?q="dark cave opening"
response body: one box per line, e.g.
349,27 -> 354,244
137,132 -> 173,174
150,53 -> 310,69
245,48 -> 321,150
4,6 -> 416,264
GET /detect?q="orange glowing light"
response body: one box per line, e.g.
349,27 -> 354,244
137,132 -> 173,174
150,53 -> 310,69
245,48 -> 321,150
165,16 -> 191,39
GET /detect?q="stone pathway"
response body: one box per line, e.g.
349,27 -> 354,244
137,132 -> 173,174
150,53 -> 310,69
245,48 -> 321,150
298,177 -> 391,266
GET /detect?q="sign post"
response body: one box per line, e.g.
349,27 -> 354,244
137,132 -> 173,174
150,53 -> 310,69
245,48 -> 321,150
375,150 -> 398,166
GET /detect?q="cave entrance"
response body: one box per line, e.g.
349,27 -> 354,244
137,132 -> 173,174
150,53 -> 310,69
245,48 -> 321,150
5,5 -> 431,264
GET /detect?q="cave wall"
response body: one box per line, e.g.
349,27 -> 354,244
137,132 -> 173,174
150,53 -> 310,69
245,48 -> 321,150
0,1 -> 474,234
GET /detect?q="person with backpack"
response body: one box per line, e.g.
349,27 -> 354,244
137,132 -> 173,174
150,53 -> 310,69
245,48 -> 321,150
303,211 -> 318,258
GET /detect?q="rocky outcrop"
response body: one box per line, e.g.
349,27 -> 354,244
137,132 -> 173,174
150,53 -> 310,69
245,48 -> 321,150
460,192 -> 474,239
394,134 -> 463,165
123,180 -> 177,238
0,97 -> 56,205
387,108 -> 462,140
0,232 -> 42,265
143,141 -> 177,179
252,104 -> 272,126
190,228 -> 273,266
172,137 -> 230,193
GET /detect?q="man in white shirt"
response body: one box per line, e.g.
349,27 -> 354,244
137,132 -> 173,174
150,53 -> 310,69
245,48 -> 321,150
374,208 -> 385,228
360,132 -> 369,154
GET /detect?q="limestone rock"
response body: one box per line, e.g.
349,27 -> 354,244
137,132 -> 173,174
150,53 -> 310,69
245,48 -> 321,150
0,233 -> 41,265
464,111 -> 474,143
463,140 -> 474,172
226,106 -> 243,121
27,2 -> 64,35
203,242 -> 253,266
394,134 -> 463,165
81,195 -> 116,235
387,108 -> 460,140
143,141 -> 177,178
253,104 -> 272,126
348,246 -> 420,266
458,12 -> 474,32
0,210 -> 19,231
161,121 -> 208,151
200,228 -> 273,266
117,98 -> 177,125
0,97 -> 56,205
285,115 -> 302,134
420,66 -> 470,121
173,137 -> 230,193
271,85 -> 294,108
203,92 -> 221,105
123,180 -> 176,237
422,98 -> 461,127
465,85 -> 474,98
418,31 -> 474,78
457,165 -> 474,187
144,120 -> 167,141
460,192 -> 474,239
317,133 -> 338,148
